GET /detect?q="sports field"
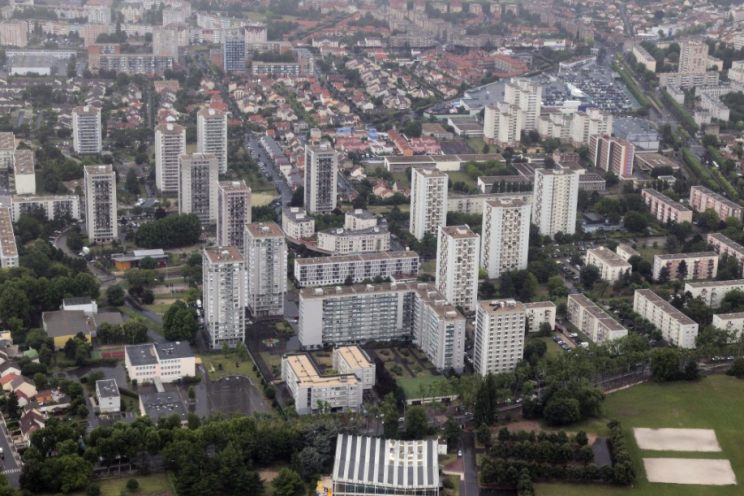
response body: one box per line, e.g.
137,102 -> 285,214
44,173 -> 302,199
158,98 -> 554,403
535,375 -> 744,496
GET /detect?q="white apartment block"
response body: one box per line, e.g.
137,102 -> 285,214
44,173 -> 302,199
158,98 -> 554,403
305,143 -> 338,214
712,313 -> 744,341
690,185 -> 744,222
0,133 -> 15,170
298,282 -> 465,372
449,192 -> 533,215
0,208 -> 18,269
179,153 -> 218,224
642,189 -> 693,224
294,251 -> 420,287
569,108 -> 613,146
473,299 -> 525,374
317,226 -> 391,255
436,225 -> 480,313
505,78 -> 542,131
585,247 -> 632,282
345,209 -> 377,231
410,167 -> 448,241
679,40 -> 708,74
124,341 -> 196,383
282,353 -> 363,415
12,149 -> 35,195
72,106 -> 102,155
11,196 -> 81,222
484,102 -> 525,148
616,244 -> 640,262
632,43 -> 657,72
155,123 -> 186,193
245,222 -> 286,317
708,233 -> 744,271
653,252 -> 719,281
217,180 -> 251,252
153,25 -> 180,62
203,246 -> 246,348
481,198 -> 531,279
524,301 -> 556,333
332,345 -> 375,389
84,165 -> 117,243
282,206 -> 315,239
0,21 -> 28,47
567,294 -> 628,345
685,279 -> 744,308
589,135 -> 634,178
196,108 -> 227,174
633,289 -> 698,349
532,169 -> 579,236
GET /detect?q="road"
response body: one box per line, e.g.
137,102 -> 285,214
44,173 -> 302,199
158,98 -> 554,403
54,229 -> 118,289
460,432 -> 479,496
0,414 -> 20,487
246,133 -> 293,206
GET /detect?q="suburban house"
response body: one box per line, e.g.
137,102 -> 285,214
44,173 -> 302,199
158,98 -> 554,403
41,310 -> 92,349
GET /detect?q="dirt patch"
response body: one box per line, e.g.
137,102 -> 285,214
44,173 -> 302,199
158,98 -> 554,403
502,420 -> 542,433
634,428 -> 722,452
644,458 -> 737,485
259,470 -> 279,482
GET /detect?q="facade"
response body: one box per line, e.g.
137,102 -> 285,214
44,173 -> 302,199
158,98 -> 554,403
436,225 -> 480,312
410,167 -> 448,241
484,79 -> 542,147
685,279 -> 744,308
632,43 -> 657,72
282,353 -> 363,415
567,293 -> 628,344
203,246 -> 246,348
708,233 -> 744,271
332,345 -> 375,389
473,299 -> 525,374
633,289 -> 698,348
197,108 -> 228,174
532,169 -> 579,236
11,196 -> 81,222
97,54 -> 173,75
679,40 -> 708,74
332,435 -> 439,496
616,244 -> 641,262
13,149 -> 35,195
652,252 -> 719,281
298,282 -> 465,372
124,341 -> 196,383
84,165 -> 117,243
251,61 -> 301,77
690,185 -> 744,222
0,208 -> 18,269
153,25 -> 180,62
72,106 -> 102,155
294,251 -> 420,287
179,153 -> 218,224
449,192 -> 533,215
480,198 -> 531,279
524,301 -> 556,333
0,21 -> 28,47
568,108 -> 613,146
585,247 -> 632,281
317,226 -> 390,255
217,180 -> 251,252
223,29 -> 246,72
344,209 -> 377,231
245,222 -> 287,317
642,189 -> 693,224
0,133 -> 15,170
589,135 -> 634,178
95,379 -> 120,413
282,206 -> 315,239
712,313 -> 744,341
304,143 -> 338,214
154,123 -> 186,193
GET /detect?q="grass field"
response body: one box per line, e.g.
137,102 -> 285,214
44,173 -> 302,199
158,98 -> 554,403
467,137 -> 487,154
367,204 -> 410,214
636,245 -> 664,261
446,170 -> 477,188
144,304 -> 172,314
66,474 -> 173,496
254,192 -> 279,206
397,375 -> 450,399
198,353 -> 260,382
385,361 -> 413,378
536,375 -> 744,496
117,306 -> 163,336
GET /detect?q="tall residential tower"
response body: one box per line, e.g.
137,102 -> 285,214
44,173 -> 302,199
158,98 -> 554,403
410,167 -> 448,241
84,165 -> 117,243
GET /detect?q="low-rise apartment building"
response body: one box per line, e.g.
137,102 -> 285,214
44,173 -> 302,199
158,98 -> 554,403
124,342 -> 196,384
281,352 -> 363,415
684,279 -> 744,308
294,251 -> 419,287
616,244 -> 640,262
690,185 -> 744,222
652,252 -> 719,281
567,294 -> 628,344
642,189 -> 693,224
282,206 -> 315,239
712,313 -> 744,341
0,207 -> 18,269
317,226 -> 391,255
11,196 -> 81,222
707,233 -> 744,271
332,345 -> 375,389
633,289 -> 698,348
95,379 -> 120,413
585,247 -> 632,282
524,301 -> 556,333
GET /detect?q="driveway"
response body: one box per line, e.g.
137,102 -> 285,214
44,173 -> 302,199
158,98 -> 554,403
0,414 -> 20,487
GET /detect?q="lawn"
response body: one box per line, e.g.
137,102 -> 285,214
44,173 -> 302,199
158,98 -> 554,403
529,335 -> 564,359
117,306 -> 163,336
66,474 -> 173,496
367,204 -> 410,214
535,375 -> 744,496
385,360 -> 413,378
467,137 -> 487,154
420,261 -> 436,273
636,245 -> 664,261
144,303 -> 172,315
446,170 -> 477,188
397,375 -> 451,399
260,351 -> 283,374
199,353 -> 260,381
254,192 -> 279,206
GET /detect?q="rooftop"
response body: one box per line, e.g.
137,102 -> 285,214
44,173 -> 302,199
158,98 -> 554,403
335,345 -> 373,370
569,294 -> 627,331
439,225 -> 477,239
284,352 -> 359,388
74,105 -> 100,115
636,289 -> 696,326
320,225 -> 388,237
283,207 -> 313,223
713,312 -> 744,320
13,149 -> 34,176
685,279 -> 744,288
524,301 -> 556,309
479,299 -> 525,315
613,117 -> 658,136
635,153 -> 680,170
0,133 -> 14,152
84,164 -> 113,175
0,207 -> 17,259
655,251 -> 718,261
295,251 -> 419,266
709,233 -> 744,254
95,378 -> 119,398
154,341 -> 193,361
485,198 -> 528,209
155,123 -> 185,133
62,296 -> 92,306
198,108 -> 225,118
204,246 -> 245,264
346,209 -> 376,220
587,247 -> 632,267
126,343 -> 158,366
246,221 -> 284,239
218,180 -> 250,192
42,310 -> 90,337
691,185 -> 741,209
140,391 -> 187,423
643,189 -> 691,211
617,244 -> 640,257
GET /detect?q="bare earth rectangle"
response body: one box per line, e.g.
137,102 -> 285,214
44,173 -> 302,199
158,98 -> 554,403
633,428 -> 722,452
644,458 -> 737,485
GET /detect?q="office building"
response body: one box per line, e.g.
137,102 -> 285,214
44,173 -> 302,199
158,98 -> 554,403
410,167 -> 448,241
153,25 -> 180,63
567,293 -> 628,345
95,379 -> 120,414
178,153 -> 218,224
282,206 -> 315,239
154,123 -> 186,193
217,180 -> 251,252
83,165 -> 117,243
708,233 -> 744,272
245,222 -> 286,318
332,346 -> 376,389
298,282 -> 465,372
685,279 -> 744,308
294,251 -> 420,287
304,143 -> 338,214
124,341 -> 196,384
0,21 -> 27,47
12,149 -> 35,195
589,135 -> 634,178
223,29 -> 246,72
281,353 -> 363,415
524,301 -> 556,333
633,289 -> 698,348
642,189 -> 693,224
690,185 -> 744,222
585,247 -> 632,282
203,246 -> 246,348
197,108 -> 227,174
72,106 -> 102,155
436,225 -> 480,312
317,226 -> 390,255
473,299 -> 525,374
0,208 -> 17,268
532,169 -> 579,236
480,198 -> 531,279
679,40 -> 708,74
653,252 -> 718,281
11,196 -> 80,222
712,313 -> 744,341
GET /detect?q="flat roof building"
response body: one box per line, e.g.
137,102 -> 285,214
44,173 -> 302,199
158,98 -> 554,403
72,106 -> 102,155
95,378 -> 120,414
317,225 -> 391,255
524,301 -> 556,333
634,289 -> 698,348
616,244 -> 640,262
585,247 -> 632,282
481,198 -> 531,279
197,109 -> 227,174
179,153 -> 218,224
567,294 -> 628,345
410,168 -> 447,241
685,279 -> 744,308
0,207 -> 18,269
707,233 -> 744,273
217,180 -> 251,252
203,246 -> 246,348
294,251 -> 420,288
84,165 -> 117,243
690,185 -> 743,222
332,345 -> 375,390
282,206 -> 315,240
653,252 -> 718,281
139,391 -> 187,424
642,189 -> 692,224
124,341 -> 196,384
474,299 -> 525,374
12,149 -> 35,195
436,225 -> 479,312
245,223 -> 286,318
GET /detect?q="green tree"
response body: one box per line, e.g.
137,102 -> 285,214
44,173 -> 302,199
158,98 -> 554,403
382,393 -> 399,439
650,348 -> 681,382
544,397 -> 581,426
442,415 -> 460,446
579,265 -> 601,289
59,454 -> 93,494
404,406 -> 428,439
188,386 -> 195,400
676,260 -> 688,280
272,468 -> 304,496
290,186 -> 304,207
138,256 -> 157,270
107,285 -> 126,306
698,208 -> 720,230
0,286 -> 30,323
728,357 -> 744,378
476,422 -> 492,445
126,479 -> 139,492
623,211 -> 649,233
125,169 -> 140,195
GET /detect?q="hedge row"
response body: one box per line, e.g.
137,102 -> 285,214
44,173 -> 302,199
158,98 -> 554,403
661,89 -> 699,134
607,420 -> 636,485
681,148 -> 717,190
490,441 -> 594,464
613,61 -> 651,108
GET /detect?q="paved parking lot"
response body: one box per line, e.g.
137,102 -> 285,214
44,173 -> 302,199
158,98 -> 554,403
205,375 -> 270,416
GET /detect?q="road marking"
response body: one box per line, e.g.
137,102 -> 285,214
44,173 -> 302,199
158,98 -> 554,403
2,469 -> 20,474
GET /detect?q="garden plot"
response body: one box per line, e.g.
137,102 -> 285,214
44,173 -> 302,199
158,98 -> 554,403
644,459 -> 737,485
633,428 -> 722,452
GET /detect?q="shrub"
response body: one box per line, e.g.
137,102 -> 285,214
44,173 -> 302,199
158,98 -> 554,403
86,484 -> 101,496
126,479 -> 139,492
